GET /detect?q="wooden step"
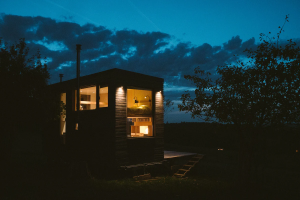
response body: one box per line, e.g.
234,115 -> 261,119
173,154 -> 204,178
178,169 -> 189,172
173,173 -> 185,177
133,173 -> 151,181
176,170 -> 186,174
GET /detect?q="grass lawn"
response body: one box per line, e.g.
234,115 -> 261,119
3,165 -> 299,200
0,169 -> 266,200
2,132 -> 300,200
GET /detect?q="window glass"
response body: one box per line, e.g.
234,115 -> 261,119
99,86 -> 108,108
75,86 -> 96,110
127,117 -> 153,137
60,93 -> 66,135
127,89 -> 153,137
127,89 -> 152,116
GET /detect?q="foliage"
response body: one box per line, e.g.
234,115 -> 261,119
179,16 -> 300,128
164,98 -> 174,122
0,38 -> 62,133
164,98 -> 174,113
178,16 -> 300,184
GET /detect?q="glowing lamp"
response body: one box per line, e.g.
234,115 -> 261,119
145,95 -> 151,102
118,86 -> 123,92
140,126 -> 148,135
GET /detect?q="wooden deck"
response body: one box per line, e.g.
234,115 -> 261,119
164,151 -> 198,159
120,151 -> 201,169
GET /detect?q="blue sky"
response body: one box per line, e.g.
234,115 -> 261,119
1,0 -> 300,122
2,0 -> 300,45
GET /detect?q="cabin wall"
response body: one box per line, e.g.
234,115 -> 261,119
114,85 -> 129,166
114,84 -> 164,165
64,88 -> 115,169
127,138 -> 155,164
154,90 -> 164,161
50,69 -> 164,168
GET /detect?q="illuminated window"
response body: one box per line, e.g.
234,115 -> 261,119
127,117 -> 153,137
60,93 -> 66,135
99,86 -> 108,108
127,89 -> 153,137
75,86 -> 96,110
127,89 -> 152,116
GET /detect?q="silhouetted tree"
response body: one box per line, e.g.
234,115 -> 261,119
164,98 -> 174,123
179,15 -> 300,184
0,38 -> 62,162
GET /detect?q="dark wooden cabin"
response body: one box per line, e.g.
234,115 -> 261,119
49,68 -> 164,172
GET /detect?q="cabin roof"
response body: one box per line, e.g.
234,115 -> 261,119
49,68 -> 164,90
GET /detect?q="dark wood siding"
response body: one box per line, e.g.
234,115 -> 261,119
154,90 -> 164,161
115,86 -> 128,166
127,138 -> 155,164
125,88 -> 164,164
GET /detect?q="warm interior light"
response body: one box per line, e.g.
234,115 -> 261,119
80,101 -> 96,104
118,87 -> 123,92
144,95 -> 151,102
62,122 -> 66,134
140,126 -> 148,134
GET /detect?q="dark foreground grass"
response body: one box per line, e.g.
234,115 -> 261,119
3,161 -> 299,200
1,173 -> 266,200
2,132 -> 299,200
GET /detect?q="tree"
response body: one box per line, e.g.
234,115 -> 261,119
0,38 -> 62,162
164,98 -> 174,123
179,16 -> 300,184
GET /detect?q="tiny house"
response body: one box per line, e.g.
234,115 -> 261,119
49,68 -> 164,171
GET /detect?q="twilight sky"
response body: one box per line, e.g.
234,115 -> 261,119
1,0 -> 300,122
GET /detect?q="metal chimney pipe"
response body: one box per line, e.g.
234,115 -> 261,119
59,74 -> 64,83
76,44 -> 81,127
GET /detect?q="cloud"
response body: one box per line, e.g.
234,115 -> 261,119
0,14 -> 268,107
5,14 -> 298,122
223,35 -> 242,51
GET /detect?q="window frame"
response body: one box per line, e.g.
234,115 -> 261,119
74,85 -> 96,111
74,84 -> 109,111
99,85 -> 109,108
126,88 -> 154,138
